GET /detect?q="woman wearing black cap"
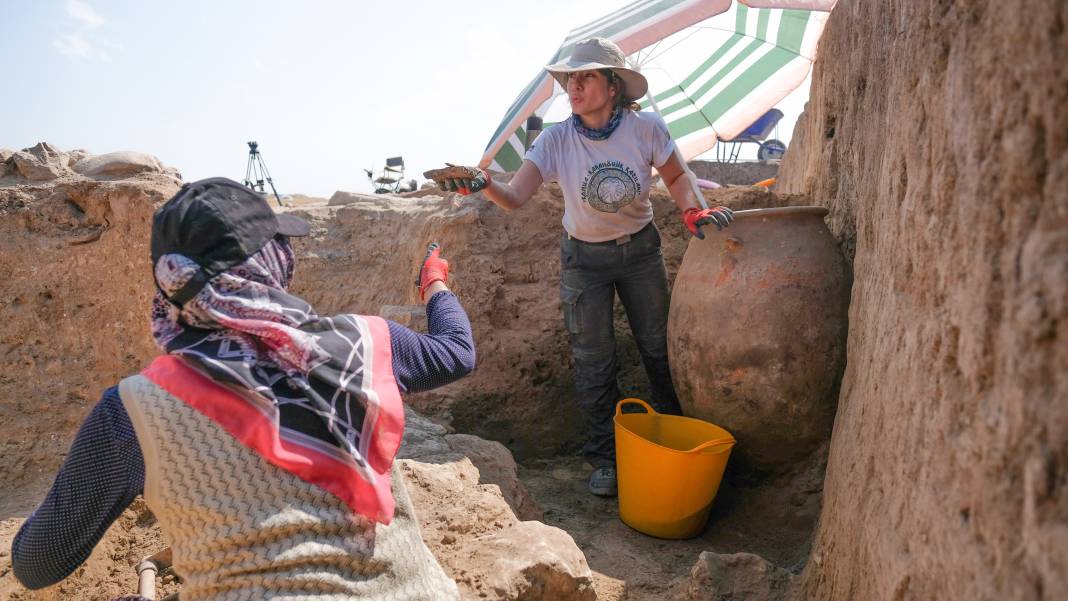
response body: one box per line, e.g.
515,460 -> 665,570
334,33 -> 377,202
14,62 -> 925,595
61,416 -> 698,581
12,178 -> 472,600
430,38 -> 733,498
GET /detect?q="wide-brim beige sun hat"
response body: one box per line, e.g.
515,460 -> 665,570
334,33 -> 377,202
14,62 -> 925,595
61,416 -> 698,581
545,37 -> 649,102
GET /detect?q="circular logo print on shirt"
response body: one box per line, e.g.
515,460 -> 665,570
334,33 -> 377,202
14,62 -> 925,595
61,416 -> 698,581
581,160 -> 641,213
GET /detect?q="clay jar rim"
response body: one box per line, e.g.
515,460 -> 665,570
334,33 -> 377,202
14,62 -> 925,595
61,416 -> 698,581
731,206 -> 829,220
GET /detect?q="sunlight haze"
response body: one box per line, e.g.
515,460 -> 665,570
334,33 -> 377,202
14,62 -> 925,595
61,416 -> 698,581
0,0 -> 809,197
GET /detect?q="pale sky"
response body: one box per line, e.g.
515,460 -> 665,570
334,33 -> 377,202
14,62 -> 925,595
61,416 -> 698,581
0,0 -> 809,197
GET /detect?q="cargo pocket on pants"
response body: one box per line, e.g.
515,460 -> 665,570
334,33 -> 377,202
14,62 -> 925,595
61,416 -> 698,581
560,284 -> 583,335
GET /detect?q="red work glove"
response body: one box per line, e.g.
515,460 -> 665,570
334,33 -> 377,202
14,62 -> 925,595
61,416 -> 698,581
683,206 -> 735,239
417,243 -> 450,301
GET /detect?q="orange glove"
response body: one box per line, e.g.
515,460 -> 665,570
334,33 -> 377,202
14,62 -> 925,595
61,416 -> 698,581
417,243 -> 450,301
683,206 -> 734,239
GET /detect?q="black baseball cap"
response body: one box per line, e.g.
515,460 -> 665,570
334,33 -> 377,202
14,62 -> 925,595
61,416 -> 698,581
151,177 -> 311,305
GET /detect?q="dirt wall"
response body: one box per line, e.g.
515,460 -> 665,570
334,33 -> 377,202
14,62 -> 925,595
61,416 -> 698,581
287,186 -> 780,459
776,1 -> 1067,598
0,175 -> 178,517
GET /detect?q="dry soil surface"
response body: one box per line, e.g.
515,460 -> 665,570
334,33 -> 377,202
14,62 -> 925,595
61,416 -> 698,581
518,448 -> 826,601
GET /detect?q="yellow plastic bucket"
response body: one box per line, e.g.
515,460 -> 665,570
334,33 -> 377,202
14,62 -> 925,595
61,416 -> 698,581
614,398 -> 735,539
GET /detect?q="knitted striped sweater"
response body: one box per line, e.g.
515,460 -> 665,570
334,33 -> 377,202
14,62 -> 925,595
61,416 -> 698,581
119,374 -> 458,601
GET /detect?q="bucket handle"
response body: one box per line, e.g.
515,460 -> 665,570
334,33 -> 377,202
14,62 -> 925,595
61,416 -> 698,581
615,398 -> 656,416
687,438 -> 736,454
616,399 -> 734,454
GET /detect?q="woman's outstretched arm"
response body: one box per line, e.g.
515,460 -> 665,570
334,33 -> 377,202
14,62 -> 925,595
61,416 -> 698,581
388,290 -> 476,393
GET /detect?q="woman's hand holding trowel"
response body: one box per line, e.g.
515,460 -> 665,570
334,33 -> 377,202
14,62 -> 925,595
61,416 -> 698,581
423,164 -> 491,196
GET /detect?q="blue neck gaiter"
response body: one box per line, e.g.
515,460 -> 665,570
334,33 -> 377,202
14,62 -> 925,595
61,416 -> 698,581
572,107 -> 624,141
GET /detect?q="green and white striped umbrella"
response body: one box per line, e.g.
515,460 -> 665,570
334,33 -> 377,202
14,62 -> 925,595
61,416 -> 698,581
479,0 -> 834,173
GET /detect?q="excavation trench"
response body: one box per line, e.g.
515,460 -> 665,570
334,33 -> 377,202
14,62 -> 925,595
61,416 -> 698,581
0,159 -> 844,600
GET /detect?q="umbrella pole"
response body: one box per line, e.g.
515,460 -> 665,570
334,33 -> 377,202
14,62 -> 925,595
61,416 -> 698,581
635,67 -> 709,210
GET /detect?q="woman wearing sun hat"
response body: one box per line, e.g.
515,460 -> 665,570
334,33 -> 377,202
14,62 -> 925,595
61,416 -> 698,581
431,37 -> 733,497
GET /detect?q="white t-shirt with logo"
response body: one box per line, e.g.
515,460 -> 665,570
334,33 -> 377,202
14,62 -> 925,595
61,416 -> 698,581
525,110 -> 676,243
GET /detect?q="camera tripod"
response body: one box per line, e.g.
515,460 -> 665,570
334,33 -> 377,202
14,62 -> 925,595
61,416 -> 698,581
243,141 -> 285,206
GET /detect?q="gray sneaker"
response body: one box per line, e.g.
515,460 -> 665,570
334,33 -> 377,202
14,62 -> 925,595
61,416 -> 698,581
588,466 -> 618,497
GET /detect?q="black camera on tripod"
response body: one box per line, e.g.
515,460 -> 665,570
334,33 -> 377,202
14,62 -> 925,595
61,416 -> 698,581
243,140 -> 284,206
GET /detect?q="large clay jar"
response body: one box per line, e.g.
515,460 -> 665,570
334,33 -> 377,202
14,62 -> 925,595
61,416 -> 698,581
667,207 -> 848,474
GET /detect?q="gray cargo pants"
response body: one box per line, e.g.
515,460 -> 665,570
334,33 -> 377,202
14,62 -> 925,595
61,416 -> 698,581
559,221 -> 683,468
